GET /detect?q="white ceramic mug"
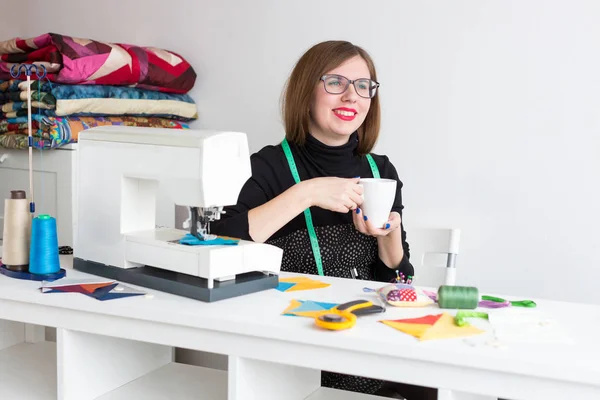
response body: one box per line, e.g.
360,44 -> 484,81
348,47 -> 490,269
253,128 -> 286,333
359,178 -> 397,229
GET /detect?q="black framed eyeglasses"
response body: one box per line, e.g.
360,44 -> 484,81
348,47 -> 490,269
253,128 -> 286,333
320,74 -> 380,99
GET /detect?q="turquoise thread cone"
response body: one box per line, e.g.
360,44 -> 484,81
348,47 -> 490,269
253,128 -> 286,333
29,214 -> 60,275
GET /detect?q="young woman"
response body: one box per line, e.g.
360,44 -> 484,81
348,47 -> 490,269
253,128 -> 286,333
212,40 -> 415,396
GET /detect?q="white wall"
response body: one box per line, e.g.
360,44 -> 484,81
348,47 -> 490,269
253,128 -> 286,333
11,0 -> 600,304
0,2 -> 26,38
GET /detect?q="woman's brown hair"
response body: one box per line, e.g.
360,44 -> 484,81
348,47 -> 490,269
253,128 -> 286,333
281,40 -> 380,155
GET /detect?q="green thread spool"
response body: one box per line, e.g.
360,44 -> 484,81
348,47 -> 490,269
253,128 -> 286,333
437,285 -> 480,309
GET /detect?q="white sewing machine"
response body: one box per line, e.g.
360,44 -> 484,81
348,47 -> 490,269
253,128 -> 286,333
73,126 -> 283,302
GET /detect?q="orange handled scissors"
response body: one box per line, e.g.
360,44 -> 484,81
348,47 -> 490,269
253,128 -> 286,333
314,299 -> 385,331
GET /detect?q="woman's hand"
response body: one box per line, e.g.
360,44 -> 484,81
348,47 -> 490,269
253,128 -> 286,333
353,210 -> 401,237
303,177 -> 363,213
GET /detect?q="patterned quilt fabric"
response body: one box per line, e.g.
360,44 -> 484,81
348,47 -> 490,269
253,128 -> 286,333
0,33 -> 196,94
0,79 -> 197,121
0,89 -> 55,105
0,115 -> 189,149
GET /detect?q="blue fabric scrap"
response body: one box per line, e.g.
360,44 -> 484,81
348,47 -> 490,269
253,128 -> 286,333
179,233 -> 239,246
276,282 -> 296,292
283,300 -> 339,316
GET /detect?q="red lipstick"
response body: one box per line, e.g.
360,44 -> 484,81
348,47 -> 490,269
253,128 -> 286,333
332,107 -> 357,121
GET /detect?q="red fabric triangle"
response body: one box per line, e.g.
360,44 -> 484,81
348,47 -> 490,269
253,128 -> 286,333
390,314 -> 443,325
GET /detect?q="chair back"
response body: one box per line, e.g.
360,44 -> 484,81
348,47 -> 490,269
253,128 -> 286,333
406,228 -> 461,289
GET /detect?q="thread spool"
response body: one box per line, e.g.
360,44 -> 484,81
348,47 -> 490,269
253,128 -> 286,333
437,285 -> 480,310
29,214 -> 60,275
2,190 -> 31,272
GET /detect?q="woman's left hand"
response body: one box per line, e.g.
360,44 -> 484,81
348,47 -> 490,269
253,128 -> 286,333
353,209 -> 401,237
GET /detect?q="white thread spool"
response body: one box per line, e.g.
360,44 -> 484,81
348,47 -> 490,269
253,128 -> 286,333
2,190 -> 31,271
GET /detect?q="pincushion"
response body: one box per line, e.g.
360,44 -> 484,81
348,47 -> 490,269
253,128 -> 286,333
374,283 -> 434,308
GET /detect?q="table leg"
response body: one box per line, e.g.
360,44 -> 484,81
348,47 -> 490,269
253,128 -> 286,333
228,356 -> 321,400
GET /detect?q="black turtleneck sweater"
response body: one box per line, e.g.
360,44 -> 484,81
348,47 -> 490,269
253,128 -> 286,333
211,132 -> 414,282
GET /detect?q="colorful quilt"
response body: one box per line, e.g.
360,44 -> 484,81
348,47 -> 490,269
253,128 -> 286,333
0,115 -> 189,149
0,79 -> 197,121
0,33 -> 196,94
0,89 -> 55,105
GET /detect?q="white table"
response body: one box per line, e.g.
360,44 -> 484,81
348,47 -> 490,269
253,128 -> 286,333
1,266 -> 599,400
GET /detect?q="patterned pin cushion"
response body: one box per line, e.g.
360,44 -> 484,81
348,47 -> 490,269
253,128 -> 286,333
376,283 -> 435,308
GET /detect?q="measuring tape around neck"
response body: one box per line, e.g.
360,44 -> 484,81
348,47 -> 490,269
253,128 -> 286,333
281,137 -> 380,276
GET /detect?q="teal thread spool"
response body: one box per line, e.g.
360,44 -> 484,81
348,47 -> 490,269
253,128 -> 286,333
437,285 -> 480,309
29,214 -> 60,275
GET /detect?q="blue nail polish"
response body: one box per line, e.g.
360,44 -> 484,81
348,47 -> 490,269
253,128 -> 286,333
356,208 -> 360,214
354,176 -> 360,178
363,216 -> 368,221
385,223 -> 390,229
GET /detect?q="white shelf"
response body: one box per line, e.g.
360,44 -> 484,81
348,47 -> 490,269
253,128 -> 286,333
0,341 -> 57,400
305,387 -> 389,400
96,362 -> 227,400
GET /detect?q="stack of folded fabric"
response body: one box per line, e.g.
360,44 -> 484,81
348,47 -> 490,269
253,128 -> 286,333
0,32 -> 197,149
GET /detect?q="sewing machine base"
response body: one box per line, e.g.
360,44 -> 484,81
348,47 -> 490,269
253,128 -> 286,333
73,258 -> 279,302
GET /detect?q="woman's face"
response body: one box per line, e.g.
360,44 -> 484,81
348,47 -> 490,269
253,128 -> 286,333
309,55 -> 372,146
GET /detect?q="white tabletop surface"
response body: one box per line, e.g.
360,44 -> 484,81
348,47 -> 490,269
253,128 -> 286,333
1,266 -> 600,390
